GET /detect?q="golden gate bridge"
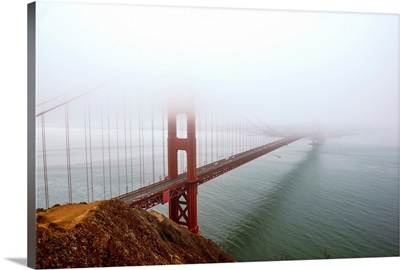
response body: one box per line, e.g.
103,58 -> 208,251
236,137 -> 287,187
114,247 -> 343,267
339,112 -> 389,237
36,85 -> 313,234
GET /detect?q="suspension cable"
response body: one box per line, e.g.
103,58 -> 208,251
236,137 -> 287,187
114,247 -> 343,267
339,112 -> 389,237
65,103 -> 72,203
124,102 -> 128,193
151,105 -> 156,184
107,96 -> 112,198
216,112 -> 219,160
36,83 -> 109,117
138,105 -> 143,188
141,106 -> 145,186
101,105 -> 106,200
116,107 -> 121,196
130,109 -> 134,190
88,97 -> 94,202
84,102 -> 90,203
205,111 -> 208,165
211,109 -> 213,162
41,114 -> 49,209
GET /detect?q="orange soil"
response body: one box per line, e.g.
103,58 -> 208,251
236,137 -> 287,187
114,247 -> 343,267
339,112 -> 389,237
36,201 -> 102,230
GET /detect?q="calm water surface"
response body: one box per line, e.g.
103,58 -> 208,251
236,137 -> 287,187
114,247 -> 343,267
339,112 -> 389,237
37,132 -> 399,260
189,133 -> 399,261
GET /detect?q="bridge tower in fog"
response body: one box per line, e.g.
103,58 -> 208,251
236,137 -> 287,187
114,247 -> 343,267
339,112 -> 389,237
167,100 -> 199,234
311,131 -> 324,146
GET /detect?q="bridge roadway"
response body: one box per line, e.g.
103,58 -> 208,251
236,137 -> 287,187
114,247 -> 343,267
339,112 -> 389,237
116,135 -> 304,209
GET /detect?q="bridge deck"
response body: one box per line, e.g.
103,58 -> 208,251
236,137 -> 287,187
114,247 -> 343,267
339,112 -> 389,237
116,135 -> 303,209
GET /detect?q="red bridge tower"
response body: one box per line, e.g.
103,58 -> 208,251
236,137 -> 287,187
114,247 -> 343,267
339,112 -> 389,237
167,101 -> 198,234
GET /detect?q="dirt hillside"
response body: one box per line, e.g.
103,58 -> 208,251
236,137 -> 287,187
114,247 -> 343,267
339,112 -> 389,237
36,199 -> 235,268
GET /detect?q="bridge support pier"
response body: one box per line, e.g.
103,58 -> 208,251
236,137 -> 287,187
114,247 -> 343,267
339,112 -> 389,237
169,183 -> 198,234
167,101 -> 199,234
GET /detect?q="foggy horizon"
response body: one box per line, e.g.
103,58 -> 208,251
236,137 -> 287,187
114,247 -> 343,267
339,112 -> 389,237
36,2 -> 399,134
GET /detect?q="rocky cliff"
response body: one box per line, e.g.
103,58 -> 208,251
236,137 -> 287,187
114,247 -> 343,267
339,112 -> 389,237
36,199 -> 235,268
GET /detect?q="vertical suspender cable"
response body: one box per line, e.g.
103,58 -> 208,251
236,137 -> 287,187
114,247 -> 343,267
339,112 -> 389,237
211,109 -> 213,163
88,97 -> 94,202
141,106 -> 145,186
250,120 -> 252,149
138,105 -> 143,188
84,102 -> 90,203
235,115 -> 238,154
249,121 -> 252,149
227,114 -> 230,155
41,114 -> 49,209
241,116 -> 244,151
151,105 -> 155,183
229,114 -> 231,156
229,114 -> 231,155
202,111 -> 205,165
243,118 -> 246,150
248,120 -> 251,150
240,116 -> 243,151
255,125 -> 257,147
225,113 -> 228,157
130,109 -> 134,190
245,117 -> 248,150
247,119 -> 249,149
228,113 -> 230,156
254,124 -> 256,148
243,117 -> 245,150
252,123 -> 255,149
162,105 -> 166,179
258,124 -> 260,147
216,113 -> 219,160
101,105 -> 106,199
256,125 -> 259,147
205,111 -> 207,165
223,112 -> 225,157
261,127 -> 263,146
238,115 -> 240,152
254,125 -> 258,147
231,114 -> 234,155
222,112 -> 224,158
243,116 -> 245,151
254,124 -> 257,147
116,108 -> 121,196
254,123 -> 256,148
107,97 -> 112,198
239,115 -> 242,152
65,103 -> 72,203
124,102 -> 128,193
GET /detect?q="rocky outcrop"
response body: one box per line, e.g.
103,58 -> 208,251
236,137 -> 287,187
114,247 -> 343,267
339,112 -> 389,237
36,199 -> 234,268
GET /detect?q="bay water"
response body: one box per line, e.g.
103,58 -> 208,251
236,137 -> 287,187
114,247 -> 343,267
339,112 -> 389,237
36,131 -> 399,261
157,132 -> 399,260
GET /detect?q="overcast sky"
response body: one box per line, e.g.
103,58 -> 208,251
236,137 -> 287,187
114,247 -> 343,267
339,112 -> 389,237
36,2 -> 399,131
